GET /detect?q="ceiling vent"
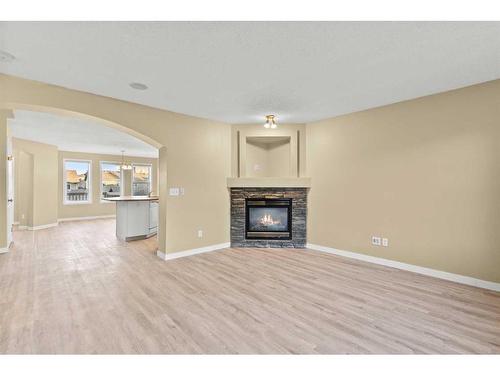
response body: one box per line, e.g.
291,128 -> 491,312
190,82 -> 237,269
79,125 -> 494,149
0,50 -> 16,63
129,82 -> 148,90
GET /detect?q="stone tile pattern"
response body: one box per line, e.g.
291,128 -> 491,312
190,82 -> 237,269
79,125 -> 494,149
230,188 -> 308,248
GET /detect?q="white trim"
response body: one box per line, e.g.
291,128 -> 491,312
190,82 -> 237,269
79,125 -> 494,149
58,214 -> 116,222
99,161 -> 122,203
157,242 -> 230,261
307,243 -> 500,292
28,222 -> 59,231
156,250 -> 167,260
18,225 -> 28,230
63,158 -> 92,205
131,163 -> 152,197
0,247 -> 8,254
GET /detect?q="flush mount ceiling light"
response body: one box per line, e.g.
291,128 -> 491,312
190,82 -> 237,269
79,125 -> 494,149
0,50 -> 16,63
264,114 -> 277,129
120,150 -> 132,170
129,82 -> 148,90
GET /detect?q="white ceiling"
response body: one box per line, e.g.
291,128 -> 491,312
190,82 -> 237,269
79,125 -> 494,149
1,22 -> 500,124
9,110 -> 159,158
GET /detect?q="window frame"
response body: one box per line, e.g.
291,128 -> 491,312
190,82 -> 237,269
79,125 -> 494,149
131,163 -> 153,196
63,158 -> 93,205
99,161 -> 123,203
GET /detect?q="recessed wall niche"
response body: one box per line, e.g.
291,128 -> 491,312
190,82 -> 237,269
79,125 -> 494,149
245,136 -> 291,178
232,123 -> 306,179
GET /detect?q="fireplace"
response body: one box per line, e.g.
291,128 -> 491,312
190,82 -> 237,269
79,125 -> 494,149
245,198 -> 292,240
231,188 -> 307,248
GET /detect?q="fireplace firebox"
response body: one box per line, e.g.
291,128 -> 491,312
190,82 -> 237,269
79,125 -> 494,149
245,198 -> 292,240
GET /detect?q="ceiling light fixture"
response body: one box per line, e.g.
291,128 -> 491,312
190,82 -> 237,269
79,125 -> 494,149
129,82 -> 148,90
264,114 -> 277,129
120,151 -> 132,170
0,50 -> 16,63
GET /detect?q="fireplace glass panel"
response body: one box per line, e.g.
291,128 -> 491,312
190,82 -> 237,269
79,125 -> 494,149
248,207 -> 289,232
245,198 -> 292,240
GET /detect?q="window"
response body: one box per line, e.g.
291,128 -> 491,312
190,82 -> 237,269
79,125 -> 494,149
132,164 -> 152,196
100,162 -> 121,201
64,159 -> 91,204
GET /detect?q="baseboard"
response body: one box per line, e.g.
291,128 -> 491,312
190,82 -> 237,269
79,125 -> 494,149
156,250 -> 167,260
157,242 -> 230,261
13,221 -> 19,225
28,222 -> 59,231
18,225 -> 28,230
58,214 -> 116,222
307,243 -> 500,292
0,247 -> 8,254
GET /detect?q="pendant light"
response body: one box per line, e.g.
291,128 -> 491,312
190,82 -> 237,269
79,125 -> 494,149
120,150 -> 132,170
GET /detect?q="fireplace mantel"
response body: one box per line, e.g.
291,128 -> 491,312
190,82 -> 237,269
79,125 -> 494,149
227,177 -> 311,188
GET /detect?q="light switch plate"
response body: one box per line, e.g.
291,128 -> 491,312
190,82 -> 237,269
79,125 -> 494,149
169,187 -> 180,196
371,236 -> 381,246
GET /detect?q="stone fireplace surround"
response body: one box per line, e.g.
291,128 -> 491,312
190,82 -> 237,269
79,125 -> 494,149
230,187 -> 308,248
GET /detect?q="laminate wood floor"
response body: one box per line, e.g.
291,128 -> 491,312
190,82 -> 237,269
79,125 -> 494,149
0,219 -> 499,354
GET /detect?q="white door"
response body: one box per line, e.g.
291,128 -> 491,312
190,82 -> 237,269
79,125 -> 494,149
6,136 -> 14,247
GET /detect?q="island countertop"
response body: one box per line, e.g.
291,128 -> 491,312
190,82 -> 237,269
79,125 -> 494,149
103,196 -> 159,202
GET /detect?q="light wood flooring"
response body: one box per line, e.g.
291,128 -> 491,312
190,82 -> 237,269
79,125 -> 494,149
0,219 -> 499,354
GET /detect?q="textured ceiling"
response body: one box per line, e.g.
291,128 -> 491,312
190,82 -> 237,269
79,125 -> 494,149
1,22 -> 500,124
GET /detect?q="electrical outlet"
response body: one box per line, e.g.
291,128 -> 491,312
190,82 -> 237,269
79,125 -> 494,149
197,230 -> 203,238
382,238 -> 389,247
371,236 -> 381,246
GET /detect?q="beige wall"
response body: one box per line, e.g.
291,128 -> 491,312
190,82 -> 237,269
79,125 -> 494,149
12,144 -> 159,224
1,74 -> 232,254
13,138 -> 59,228
245,138 -> 291,178
231,123 -> 306,178
14,149 -> 33,227
0,110 -> 9,248
58,151 -> 158,220
306,80 -> 500,283
163,122 -> 230,251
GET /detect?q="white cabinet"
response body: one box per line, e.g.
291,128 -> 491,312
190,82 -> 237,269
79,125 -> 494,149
149,201 -> 158,235
114,199 -> 159,241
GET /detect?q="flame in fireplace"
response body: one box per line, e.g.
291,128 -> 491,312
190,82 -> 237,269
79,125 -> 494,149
259,213 -> 281,226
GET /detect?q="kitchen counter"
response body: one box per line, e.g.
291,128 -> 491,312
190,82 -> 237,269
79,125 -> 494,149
103,195 -> 159,202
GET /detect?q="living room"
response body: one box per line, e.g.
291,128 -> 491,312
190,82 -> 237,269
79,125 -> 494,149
0,4 -> 499,374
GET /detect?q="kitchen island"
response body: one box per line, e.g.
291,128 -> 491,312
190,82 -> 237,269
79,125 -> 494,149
103,196 -> 159,241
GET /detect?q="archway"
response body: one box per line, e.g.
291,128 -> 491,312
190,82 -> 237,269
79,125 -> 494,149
4,103 -> 162,149
0,102 -> 166,253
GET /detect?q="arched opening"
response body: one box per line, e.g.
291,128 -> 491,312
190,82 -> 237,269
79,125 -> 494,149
4,103 -> 162,149
1,104 -> 165,253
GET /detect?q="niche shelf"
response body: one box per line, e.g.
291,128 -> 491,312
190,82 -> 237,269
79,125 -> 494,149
245,136 -> 292,178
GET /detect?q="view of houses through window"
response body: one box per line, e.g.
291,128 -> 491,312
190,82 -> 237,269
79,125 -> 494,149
100,162 -> 121,200
132,164 -> 152,196
64,160 -> 91,203
64,160 -> 153,203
